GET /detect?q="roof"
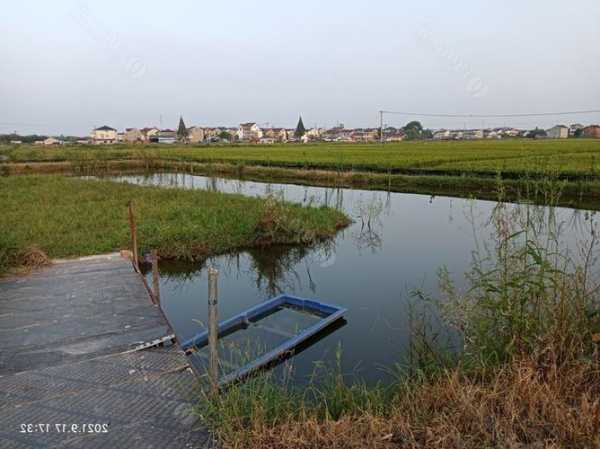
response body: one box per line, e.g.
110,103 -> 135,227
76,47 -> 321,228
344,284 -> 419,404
94,125 -> 116,131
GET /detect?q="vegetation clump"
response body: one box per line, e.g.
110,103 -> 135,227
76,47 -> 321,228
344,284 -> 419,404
197,185 -> 600,449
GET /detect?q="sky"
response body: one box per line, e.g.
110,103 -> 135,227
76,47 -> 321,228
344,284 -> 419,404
1,0 -> 599,136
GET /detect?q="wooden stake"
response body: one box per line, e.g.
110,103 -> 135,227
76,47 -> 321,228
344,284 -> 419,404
151,249 -> 160,304
208,267 -> 219,395
128,201 -> 139,271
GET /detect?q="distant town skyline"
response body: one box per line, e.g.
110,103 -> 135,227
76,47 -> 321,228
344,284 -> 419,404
2,0 -> 599,135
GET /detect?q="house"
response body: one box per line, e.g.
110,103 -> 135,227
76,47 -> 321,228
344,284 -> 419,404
306,128 -> 323,139
583,125 -> 600,139
91,125 -> 118,144
323,126 -> 353,142
463,129 -> 484,140
187,126 -> 206,144
569,124 -> 584,137
433,130 -> 451,140
485,130 -> 501,139
260,137 -> 276,144
123,128 -> 144,143
237,123 -> 263,141
351,129 -> 379,142
547,125 -> 569,139
10,140 -> 22,145
43,137 -> 63,146
141,127 -> 160,142
262,128 -> 288,142
157,129 -> 176,144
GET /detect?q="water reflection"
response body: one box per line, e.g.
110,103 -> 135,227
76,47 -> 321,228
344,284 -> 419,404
112,172 -> 599,384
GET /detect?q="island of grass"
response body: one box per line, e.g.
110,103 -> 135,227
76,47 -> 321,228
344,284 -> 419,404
0,175 -> 349,274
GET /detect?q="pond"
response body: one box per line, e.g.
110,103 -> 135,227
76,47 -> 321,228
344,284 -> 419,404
109,172 -> 598,384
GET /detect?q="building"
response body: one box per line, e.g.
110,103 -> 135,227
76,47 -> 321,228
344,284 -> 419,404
306,128 -> 323,139
91,126 -> 118,144
463,129 -> 484,140
123,128 -> 144,143
156,129 -> 176,144
259,137 -> 276,144
141,127 -> 160,142
42,137 -> 63,146
547,125 -> 569,139
351,129 -> 379,142
237,123 -> 263,141
262,128 -> 288,142
583,125 -> 600,139
187,126 -> 206,144
433,130 -> 451,140
569,124 -> 584,137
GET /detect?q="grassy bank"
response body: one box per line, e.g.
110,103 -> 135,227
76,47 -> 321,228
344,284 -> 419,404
0,175 -> 349,274
2,139 -> 600,178
196,193 -> 600,449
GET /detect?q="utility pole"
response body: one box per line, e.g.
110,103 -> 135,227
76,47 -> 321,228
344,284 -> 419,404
379,110 -> 384,144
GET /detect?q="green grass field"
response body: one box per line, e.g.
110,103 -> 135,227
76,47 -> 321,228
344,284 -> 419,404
2,139 -> 600,178
0,175 -> 348,274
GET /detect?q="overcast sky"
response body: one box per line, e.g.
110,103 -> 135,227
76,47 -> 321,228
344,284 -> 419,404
2,0 -> 599,136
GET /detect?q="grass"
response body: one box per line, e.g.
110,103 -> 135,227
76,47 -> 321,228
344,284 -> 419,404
195,186 -> 600,449
3,140 -> 600,209
0,175 -> 349,274
2,139 -> 600,178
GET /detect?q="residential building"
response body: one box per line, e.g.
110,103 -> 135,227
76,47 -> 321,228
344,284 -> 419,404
306,128 -> 323,139
583,125 -> 600,139
260,137 -> 276,144
351,129 -> 379,142
569,124 -> 584,137
157,129 -> 176,144
237,123 -> 263,141
463,129 -> 484,140
262,128 -> 288,142
187,126 -> 206,144
323,126 -> 353,142
43,137 -> 63,146
433,130 -> 451,140
91,125 -> 118,144
123,128 -> 144,143
141,127 -> 160,142
547,125 -> 569,139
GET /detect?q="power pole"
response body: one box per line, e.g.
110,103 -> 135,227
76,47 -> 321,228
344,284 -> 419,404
379,110 -> 384,144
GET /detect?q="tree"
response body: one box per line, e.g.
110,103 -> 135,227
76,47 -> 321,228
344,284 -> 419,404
294,115 -> 306,138
177,116 -> 188,142
218,130 -> 232,141
402,121 -> 425,140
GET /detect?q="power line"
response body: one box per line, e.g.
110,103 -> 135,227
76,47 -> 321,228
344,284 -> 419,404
380,109 -> 600,119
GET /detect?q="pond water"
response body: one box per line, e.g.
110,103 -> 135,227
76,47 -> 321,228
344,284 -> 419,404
109,173 -> 598,384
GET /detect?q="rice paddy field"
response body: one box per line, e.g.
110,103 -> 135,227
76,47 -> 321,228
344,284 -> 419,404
2,139 -> 600,178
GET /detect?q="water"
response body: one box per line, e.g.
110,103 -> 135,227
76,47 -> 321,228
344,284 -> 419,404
109,172 -> 599,384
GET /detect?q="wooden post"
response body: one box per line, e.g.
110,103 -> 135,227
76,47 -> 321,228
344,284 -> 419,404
128,201 -> 139,271
151,249 -> 160,304
208,267 -> 219,395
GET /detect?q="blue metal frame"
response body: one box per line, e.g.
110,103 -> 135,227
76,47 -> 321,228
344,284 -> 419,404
181,294 -> 347,385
